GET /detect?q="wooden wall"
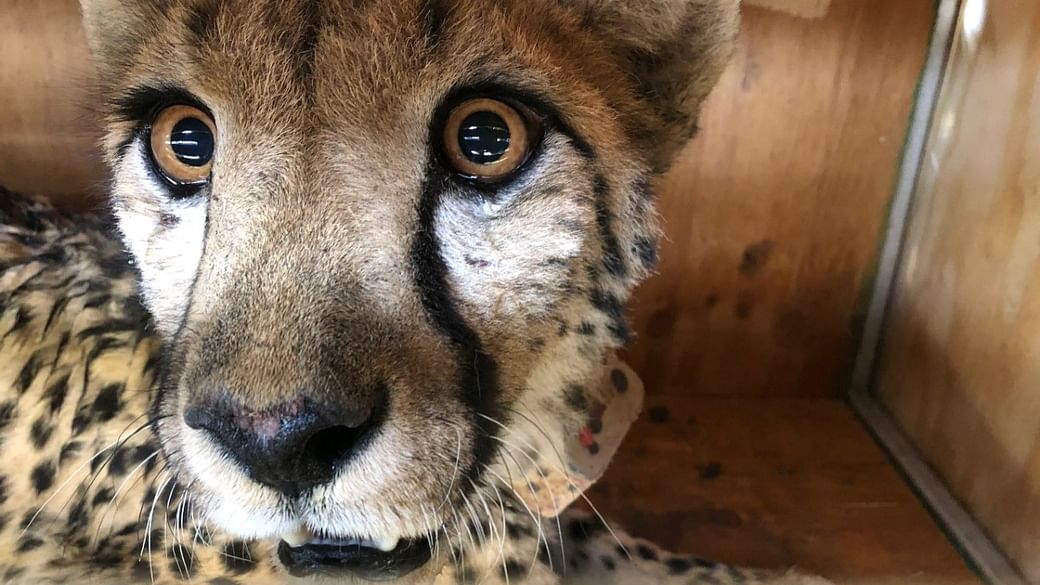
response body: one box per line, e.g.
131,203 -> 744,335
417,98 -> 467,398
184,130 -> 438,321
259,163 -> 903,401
0,1 -> 937,398
0,0 -> 105,207
875,1 -> 1040,582
628,1 -> 936,397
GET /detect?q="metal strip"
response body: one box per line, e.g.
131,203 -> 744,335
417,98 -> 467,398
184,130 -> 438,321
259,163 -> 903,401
848,1 -> 1028,583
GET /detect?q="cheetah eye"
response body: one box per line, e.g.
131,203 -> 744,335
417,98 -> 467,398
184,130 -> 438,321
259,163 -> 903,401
442,98 -> 539,182
149,105 -> 216,185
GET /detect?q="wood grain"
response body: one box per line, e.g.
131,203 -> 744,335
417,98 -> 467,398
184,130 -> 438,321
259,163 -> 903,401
0,0 -> 105,207
626,2 -> 936,398
589,395 -> 979,584
875,1 -> 1040,582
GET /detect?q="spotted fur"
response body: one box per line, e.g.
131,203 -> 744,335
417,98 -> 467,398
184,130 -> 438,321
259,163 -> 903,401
3,0 -> 833,582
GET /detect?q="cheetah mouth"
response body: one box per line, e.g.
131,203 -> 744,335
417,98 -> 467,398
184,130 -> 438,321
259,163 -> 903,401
277,535 -> 432,581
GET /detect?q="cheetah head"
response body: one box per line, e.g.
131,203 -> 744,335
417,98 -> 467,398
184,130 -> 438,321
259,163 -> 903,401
80,0 -> 737,581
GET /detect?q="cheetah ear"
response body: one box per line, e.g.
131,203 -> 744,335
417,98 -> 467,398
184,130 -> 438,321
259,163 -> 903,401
566,0 -> 740,172
78,0 -> 160,78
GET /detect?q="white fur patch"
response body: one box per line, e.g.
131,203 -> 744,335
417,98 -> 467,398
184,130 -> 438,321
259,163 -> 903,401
113,145 -> 207,336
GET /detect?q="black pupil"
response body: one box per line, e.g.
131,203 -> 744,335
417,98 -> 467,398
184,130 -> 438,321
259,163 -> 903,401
169,117 -> 214,167
458,110 -> 511,165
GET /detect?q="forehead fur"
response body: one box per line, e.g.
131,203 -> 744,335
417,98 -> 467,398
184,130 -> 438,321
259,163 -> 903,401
81,0 -> 738,171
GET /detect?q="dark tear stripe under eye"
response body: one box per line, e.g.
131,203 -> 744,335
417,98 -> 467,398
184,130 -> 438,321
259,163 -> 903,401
594,174 -> 627,278
411,166 -> 502,491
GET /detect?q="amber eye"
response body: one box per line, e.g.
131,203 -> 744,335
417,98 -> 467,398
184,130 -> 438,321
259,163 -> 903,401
442,98 -> 535,182
149,105 -> 216,185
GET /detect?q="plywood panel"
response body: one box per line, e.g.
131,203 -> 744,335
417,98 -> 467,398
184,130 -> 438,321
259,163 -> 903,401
591,395 -> 978,584
0,0 -> 105,207
875,1 -> 1040,582
627,2 -> 936,398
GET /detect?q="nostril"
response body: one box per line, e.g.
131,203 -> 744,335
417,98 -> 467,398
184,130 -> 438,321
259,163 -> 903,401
183,391 -> 387,496
303,425 -> 366,471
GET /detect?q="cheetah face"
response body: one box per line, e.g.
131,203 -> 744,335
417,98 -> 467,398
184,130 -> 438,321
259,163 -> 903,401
80,0 -> 736,581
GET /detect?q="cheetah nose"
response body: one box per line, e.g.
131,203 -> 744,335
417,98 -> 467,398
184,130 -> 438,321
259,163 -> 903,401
183,395 -> 385,497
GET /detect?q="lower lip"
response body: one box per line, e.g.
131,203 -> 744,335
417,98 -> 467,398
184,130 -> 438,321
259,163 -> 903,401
277,537 -> 433,582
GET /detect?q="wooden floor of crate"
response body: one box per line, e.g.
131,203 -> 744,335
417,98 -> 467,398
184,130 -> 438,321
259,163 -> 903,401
586,396 -> 979,584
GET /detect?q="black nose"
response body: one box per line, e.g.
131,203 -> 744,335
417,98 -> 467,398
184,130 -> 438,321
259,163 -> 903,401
184,396 -> 382,496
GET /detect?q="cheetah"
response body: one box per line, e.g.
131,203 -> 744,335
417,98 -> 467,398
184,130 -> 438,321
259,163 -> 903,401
0,1 -> 831,583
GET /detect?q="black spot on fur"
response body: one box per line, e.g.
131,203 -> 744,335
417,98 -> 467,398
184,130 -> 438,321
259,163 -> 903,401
159,213 -> 179,228
502,558 -> 526,580
93,384 -> 122,422
0,402 -> 15,431
16,356 -> 41,394
67,498 -> 88,532
667,557 -> 693,574
30,461 -> 55,494
636,543 -> 658,561
601,555 -> 616,571
44,374 -> 70,414
3,306 -> 32,338
77,319 -> 140,341
30,418 -> 53,448
633,238 -> 658,268
169,543 -> 198,580
60,440 -> 82,464
0,476 -> 6,505
19,511 -> 35,532
536,544 -> 553,568
130,558 -> 153,582
92,488 -> 114,507
209,578 -> 242,585
463,254 -> 491,268
42,295 -> 72,334
567,517 -> 605,541
16,536 -> 44,553
506,521 -> 533,539
577,322 -> 596,336
108,446 -> 128,477
564,384 -> 589,411
81,294 -> 111,309
607,321 -> 630,344
222,541 -> 255,574
593,176 -> 626,277
590,287 -> 628,341
71,412 -> 90,435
